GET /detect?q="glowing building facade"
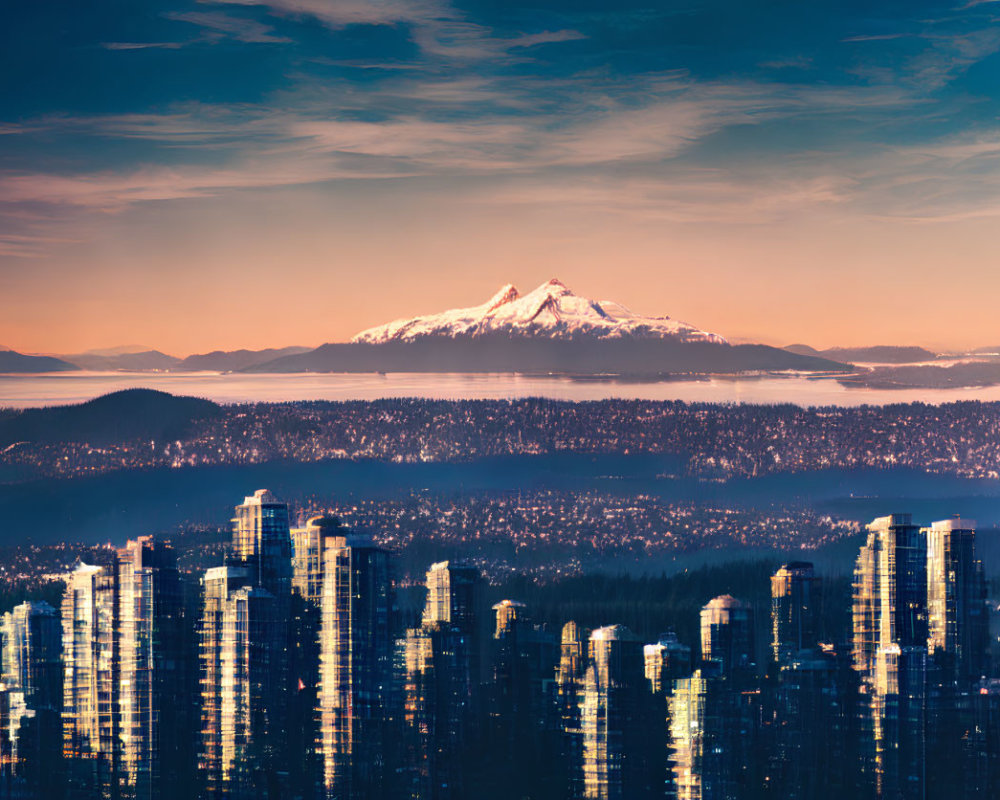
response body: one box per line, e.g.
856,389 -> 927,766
771,562 -> 817,664
198,566 -> 288,796
232,489 -> 292,596
318,535 -> 392,800
924,518 -> 988,683
201,490 -> 294,798
400,562 -> 484,800
700,594 -> 755,683
579,625 -> 658,800
852,514 -> 928,800
291,515 -> 343,607
644,631 -> 692,696
62,539 -> 188,800
116,537 -> 188,800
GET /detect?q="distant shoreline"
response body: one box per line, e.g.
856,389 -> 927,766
2,369 -> 1000,409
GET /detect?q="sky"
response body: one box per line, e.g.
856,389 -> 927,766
2,0 -> 1000,355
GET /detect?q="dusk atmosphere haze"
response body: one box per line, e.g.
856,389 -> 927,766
5,3 -> 1000,800
4,0 -> 1000,353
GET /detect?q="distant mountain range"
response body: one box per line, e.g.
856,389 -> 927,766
65,350 -> 182,371
248,280 -> 850,375
0,349 -> 79,373
176,347 -> 311,372
4,281 -> 971,378
54,346 -> 311,373
784,344 -> 938,364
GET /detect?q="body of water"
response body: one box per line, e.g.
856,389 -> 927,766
1,370 -> 998,407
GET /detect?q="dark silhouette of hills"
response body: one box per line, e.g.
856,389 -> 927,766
785,344 -> 936,364
63,350 -> 181,371
839,360 -> 1000,389
784,343 -> 821,357
0,389 -> 221,447
179,346 -> 311,371
0,350 -> 79,373
243,336 -> 850,375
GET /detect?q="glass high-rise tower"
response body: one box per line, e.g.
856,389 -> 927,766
771,562 -> 817,665
62,539 -> 188,800
318,534 -> 392,800
852,514 -> 928,800
925,517 -> 988,683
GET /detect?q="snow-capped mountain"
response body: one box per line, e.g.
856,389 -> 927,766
352,279 -> 727,345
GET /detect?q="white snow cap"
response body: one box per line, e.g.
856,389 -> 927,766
352,278 -> 726,344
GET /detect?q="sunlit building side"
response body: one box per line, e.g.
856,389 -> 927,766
0,600 -> 62,795
771,562 -> 817,664
668,670 -> 706,800
232,489 -> 292,596
2,600 -> 62,709
644,631 -> 692,696
62,563 -> 107,794
400,561 -> 484,800
925,518 -> 988,683
318,535 -> 392,800
852,514 -> 928,800
116,537 -> 188,800
580,624 -> 657,800
700,595 -> 755,683
291,515 -> 343,607
557,621 -> 587,799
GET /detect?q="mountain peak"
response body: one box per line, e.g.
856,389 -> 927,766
485,283 -> 520,311
351,280 -> 727,345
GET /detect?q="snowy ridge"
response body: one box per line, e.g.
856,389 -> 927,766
352,279 -> 727,345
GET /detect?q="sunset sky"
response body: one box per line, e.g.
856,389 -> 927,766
3,0 -> 1000,355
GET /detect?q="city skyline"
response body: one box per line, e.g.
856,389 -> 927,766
4,1 -> 1000,353
17,487 -> 994,798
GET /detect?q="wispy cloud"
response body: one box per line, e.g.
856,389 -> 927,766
208,0 -> 584,60
165,11 -> 291,43
209,0 -> 448,28
842,33 -> 911,43
0,157 -> 417,212
0,233 -> 82,258
101,41 -> 185,50
0,75 -> 926,228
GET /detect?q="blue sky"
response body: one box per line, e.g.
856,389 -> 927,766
2,0 -> 1000,352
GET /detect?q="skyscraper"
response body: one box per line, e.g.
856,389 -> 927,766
291,515 -> 343,607
116,537 -> 189,800
925,517 -> 988,683
2,600 -> 61,710
579,625 -> 659,800
668,671 -> 707,800
771,562 -> 817,665
61,561 -> 122,796
644,631 -> 692,695
232,489 -> 292,596
700,595 -> 755,683
400,562 -> 484,800
201,489 -> 296,796
852,514 -> 929,800
63,540 -> 190,800
199,565 -> 287,798
318,534 -> 393,800
0,600 -> 63,795
492,599 -> 526,640
62,563 -> 107,794
557,621 -> 587,800
423,561 -> 481,631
